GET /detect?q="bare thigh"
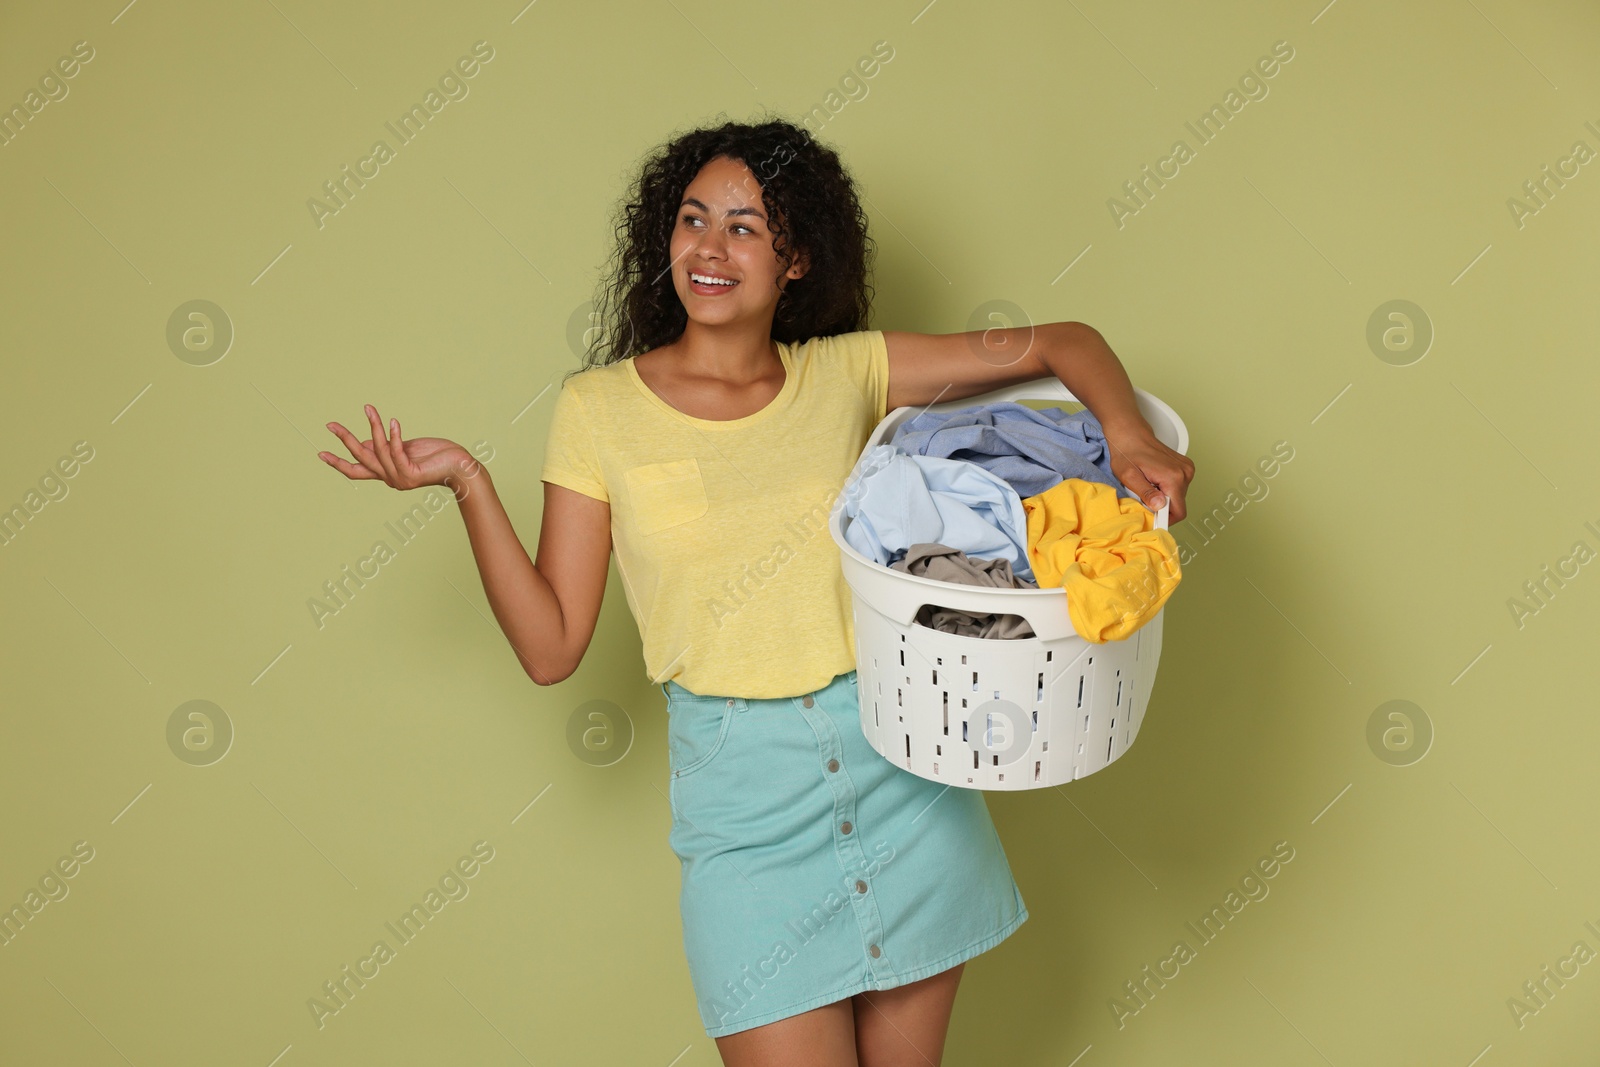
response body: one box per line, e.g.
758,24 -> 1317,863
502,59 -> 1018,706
713,997 -> 859,1067
854,962 -> 966,1067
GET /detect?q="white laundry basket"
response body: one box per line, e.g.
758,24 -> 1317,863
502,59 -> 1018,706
829,379 -> 1188,792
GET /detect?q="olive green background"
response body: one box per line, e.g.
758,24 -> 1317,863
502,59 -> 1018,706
3,0 -> 1597,1063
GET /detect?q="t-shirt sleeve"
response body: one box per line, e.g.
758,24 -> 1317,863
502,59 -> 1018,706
540,380 -> 609,503
839,329 -> 891,425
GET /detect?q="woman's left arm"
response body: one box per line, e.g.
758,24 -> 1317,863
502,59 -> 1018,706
883,321 -> 1195,522
1032,321 -> 1193,523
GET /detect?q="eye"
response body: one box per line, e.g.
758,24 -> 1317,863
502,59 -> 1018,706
679,213 -> 757,235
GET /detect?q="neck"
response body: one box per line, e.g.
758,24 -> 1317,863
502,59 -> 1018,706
670,318 -> 780,381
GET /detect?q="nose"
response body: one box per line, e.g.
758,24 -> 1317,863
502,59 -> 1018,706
693,225 -> 728,259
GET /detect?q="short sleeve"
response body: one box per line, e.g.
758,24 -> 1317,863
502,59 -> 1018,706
540,380 -> 609,503
832,330 -> 890,425
862,330 -> 890,425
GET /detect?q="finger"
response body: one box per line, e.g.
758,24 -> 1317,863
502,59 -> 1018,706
1116,462 -> 1166,512
386,416 -> 415,482
382,415 -> 419,486
317,451 -> 381,479
1145,467 -> 1171,511
1104,436 -> 1160,504
364,404 -> 400,483
1149,459 -> 1192,523
326,421 -> 386,477
1161,478 -> 1187,524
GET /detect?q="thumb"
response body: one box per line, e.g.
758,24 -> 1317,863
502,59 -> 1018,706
1117,464 -> 1166,511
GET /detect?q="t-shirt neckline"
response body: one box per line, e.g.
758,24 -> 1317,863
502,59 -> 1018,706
624,341 -> 796,429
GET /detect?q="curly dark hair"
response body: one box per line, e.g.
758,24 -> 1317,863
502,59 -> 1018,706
568,114 -> 874,380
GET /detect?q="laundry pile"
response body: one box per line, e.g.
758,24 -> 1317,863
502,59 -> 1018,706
839,402 -> 1181,644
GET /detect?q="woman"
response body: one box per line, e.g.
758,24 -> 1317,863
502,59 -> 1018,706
319,117 -> 1192,1066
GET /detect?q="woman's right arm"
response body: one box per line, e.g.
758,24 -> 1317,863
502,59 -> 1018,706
319,404 -> 610,687
452,470 -> 611,686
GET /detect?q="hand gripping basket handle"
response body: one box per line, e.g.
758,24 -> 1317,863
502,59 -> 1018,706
836,378 -> 1190,641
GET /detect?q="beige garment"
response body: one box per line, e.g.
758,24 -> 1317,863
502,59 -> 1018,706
889,542 -> 1039,640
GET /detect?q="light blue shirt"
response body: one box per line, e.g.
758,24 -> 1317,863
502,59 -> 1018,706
839,444 -> 1034,583
889,401 -> 1129,499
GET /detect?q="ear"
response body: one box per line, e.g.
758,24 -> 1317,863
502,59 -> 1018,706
785,246 -> 811,282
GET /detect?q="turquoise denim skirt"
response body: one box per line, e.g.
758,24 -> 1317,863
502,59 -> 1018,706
660,668 -> 1029,1038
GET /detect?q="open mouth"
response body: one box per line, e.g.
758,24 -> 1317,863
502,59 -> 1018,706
689,270 -> 739,295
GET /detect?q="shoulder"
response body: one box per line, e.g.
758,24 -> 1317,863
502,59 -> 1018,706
788,330 -> 886,367
790,329 -> 881,352
559,359 -> 632,400
787,331 -> 889,421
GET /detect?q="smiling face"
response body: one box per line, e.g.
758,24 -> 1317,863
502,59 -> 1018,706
669,154 -> 808,327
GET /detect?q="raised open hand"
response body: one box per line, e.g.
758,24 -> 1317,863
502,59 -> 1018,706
318,403 -> 479,495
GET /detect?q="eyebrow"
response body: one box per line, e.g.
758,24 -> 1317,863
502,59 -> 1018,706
681,197 -> 766,220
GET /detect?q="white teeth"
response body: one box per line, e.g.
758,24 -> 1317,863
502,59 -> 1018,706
691,272 -> 736,286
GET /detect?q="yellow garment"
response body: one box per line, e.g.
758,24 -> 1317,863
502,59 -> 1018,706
1021,478 -> 1182,643
539,331 -> 890,698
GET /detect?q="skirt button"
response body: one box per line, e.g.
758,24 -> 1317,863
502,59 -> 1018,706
802,694 -> 814,707
827,758 -> 840,773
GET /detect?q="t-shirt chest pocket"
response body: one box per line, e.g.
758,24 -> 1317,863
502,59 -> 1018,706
623,458 -> 709,536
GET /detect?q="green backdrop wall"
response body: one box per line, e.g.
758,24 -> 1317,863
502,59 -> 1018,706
3,0 -> 1597,1063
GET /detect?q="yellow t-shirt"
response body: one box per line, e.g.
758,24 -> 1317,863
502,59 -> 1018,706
1021,477 -> 1182,643
539,330 -> 890,698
